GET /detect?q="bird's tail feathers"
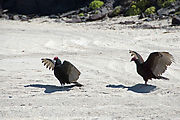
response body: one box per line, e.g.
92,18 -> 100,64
157,76 -> 169,80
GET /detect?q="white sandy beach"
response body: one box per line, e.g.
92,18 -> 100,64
0,17 -> 180,120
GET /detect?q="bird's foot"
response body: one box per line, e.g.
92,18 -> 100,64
61,84 -> 65,88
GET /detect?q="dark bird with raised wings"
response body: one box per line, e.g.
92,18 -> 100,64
129,50 -> 174,84
41,57 -> 82,86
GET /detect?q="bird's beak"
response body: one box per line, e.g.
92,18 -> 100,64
130,59 -> 133,62
130,58 -> 135,62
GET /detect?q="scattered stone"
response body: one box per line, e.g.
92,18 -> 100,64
88,13 -> 106,21
21,15 -> 29,21
20,104 -> 26,106
0,14 -> 9,19
172,15 -> 180,26
108,6 -> 122,18
157,7 -> 176,17
79,7 -> 89,13
28,14 -> 39,19
49,14 -> 59,19
13,15 -> 20,20
54,19 -> 63,23
119,21 -> 135,25
9,96 -> 12,98
143,18 -> 153,22
101,7 -> 110,15
64,17 -> 82,23
131,24 -> 160,29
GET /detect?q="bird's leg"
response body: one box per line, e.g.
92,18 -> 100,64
145,81 -> 148,85
59,81 -> 64,88
60,84 -> 65,90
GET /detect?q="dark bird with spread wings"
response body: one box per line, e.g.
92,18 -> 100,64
129,50 -> 174,84
41,57 -> 82,86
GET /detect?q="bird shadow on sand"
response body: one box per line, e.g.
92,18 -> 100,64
24,84 -> 76,93
106,83 -> 157,93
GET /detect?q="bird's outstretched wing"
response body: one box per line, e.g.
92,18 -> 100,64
62,61 -> 81,82
144,52 -> 174,77
41,58 -> 55,70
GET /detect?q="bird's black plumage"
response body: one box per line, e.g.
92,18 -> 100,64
129,50 -> 174,84
41,57 -> 82,86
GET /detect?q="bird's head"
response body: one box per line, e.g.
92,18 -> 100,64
129,50 -> 138,62
53,56 -> 62,65
53,56 -> 59,60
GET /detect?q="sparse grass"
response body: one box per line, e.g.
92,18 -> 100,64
126,5 -> 141,16
111,6 -> 121,16
126,0 -> 150,16
79,13 -> 84,17
89,0 -> 104,10
145,6 -> 156,15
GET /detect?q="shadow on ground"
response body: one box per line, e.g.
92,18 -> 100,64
24,84 -> 77,93
106,83 -> 157,93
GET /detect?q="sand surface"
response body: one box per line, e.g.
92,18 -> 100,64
0,17 -> 180,120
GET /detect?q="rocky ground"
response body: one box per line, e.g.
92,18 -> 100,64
1,0 -> 180,25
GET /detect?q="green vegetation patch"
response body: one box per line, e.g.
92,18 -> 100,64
145,6 -> 156,15
89,0 -> 104,10
175,11 -> 180,15
111,6 -> 121,16
126,5 -> 141,16
79,13 -> 84,17
126,0 -> 150,16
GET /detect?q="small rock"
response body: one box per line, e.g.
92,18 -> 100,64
79,7 -> 89,13
49,14 -> 59,19
54,19 -> 63,23
101,7 -> 109,15
157,7 -> 176,17
88,13 -> 106,21
20,104 -> 25,106
9,96 -> 12,98
144,18 -> 153,22
65,17 -> 82,23
119,21 -> 135,25
21,15 -> 29,21
172,15 -> 180,25
108,6 -> 122,17
1,14 -> 9,19
139,13 -> 145,19
13,15 -> 20,20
